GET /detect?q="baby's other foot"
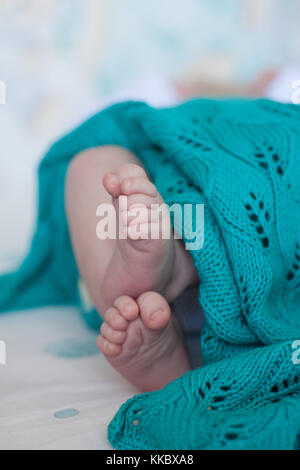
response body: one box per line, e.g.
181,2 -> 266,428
97,292 -> 190,392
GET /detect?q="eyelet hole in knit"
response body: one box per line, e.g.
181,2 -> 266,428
212,396 -> 225,403
254,144 -> 286,177
221,385 -> 231,392
225,433 -> 238,440
178,134 -> 211,152
167,178 -> 186,195
199,376 -> 225,402
244,192 -> 270,248
270,376 -> 300,399
286,243 -> 300,282
239,275 -> 250,315
269,145 -> 285,176
153,144 -> 163,153
277,166 -> 284,176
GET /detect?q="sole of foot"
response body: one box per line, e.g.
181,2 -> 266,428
97,291 -> 191,392
102,163 -> 175,307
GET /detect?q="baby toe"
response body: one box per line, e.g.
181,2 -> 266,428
103,171 -> 120,198
100,322 -> 127,344
114,296 -> 139,321
121,176 -> 157,197
119,163 -> 146,180
105,307 -> 129,330
97,335 -> 122,357
137,291 -> 171,330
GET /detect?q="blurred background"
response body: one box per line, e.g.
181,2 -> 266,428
1,0 -> 300,272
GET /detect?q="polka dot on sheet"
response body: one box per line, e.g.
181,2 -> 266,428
45,338 -> 99,358
54,409 -> 79,419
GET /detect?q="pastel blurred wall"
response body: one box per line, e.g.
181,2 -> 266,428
0,0 -> 300,269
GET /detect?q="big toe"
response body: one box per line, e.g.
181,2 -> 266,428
137,292 -> 171,331
103,171 -> 120,198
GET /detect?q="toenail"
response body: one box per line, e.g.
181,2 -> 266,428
110,173 -> 119,184
149,309 -> 163,320
123,303 -> 133,314
123,178 -> 132,189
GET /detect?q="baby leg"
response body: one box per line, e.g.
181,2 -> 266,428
65,145 -> 197,315
65,145 -> 198,389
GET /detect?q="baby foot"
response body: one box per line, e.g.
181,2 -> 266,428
97,292 -> 190,392
102,163 -> 175,307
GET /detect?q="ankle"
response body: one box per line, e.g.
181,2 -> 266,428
163,241 -> 199,303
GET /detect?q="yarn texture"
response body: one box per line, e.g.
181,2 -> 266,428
1,99 -> 300,449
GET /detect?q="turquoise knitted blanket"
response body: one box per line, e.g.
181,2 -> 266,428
1,99 -> 300,449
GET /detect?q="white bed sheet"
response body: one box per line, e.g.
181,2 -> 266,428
0,306 -> 137,450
